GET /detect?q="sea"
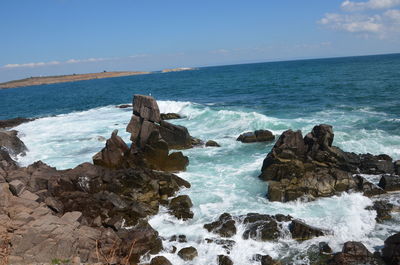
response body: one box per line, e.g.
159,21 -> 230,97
1,53 -> 400,264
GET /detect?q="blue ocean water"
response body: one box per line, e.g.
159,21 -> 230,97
2,54 -> 400,264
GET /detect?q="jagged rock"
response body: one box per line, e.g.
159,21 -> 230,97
169,195 -> 193,220
178,246 -> 198,261
161,113 -> 182,120
237,130 -> 275,143
261,255 -> 281,265
359,154 -> 394,175
242,213 -> 292,241
133,94 -> 161,123
205,140 -> 220,147
382,232 -> 400,265
354,175 -> 385,197
9,179 -> 25,196
218,255 -> 233,265
395,160 -> 400,175
159,120 -> 192,149
126,114 -> 142,142
259,124 -> 384,202
204,213 -> 236,237
116,104 -> 132,109
0,117 -> 34,129
319,242 -> 333,254
92,130 -> 129,169
169,234 -> 187,242
366,200 -> 394,223
150,256 -> 173,265
0,147 -> 18,171
289,219 -> 326,240
378,174 -> 400,191
205,238 -> 236,252
0,130 -> 27,156
329,241 -> 384,265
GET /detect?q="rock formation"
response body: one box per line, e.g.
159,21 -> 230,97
0,130 -> 27,156
0,96 -> 196,264
382,232 -> 400,265
259,124 -> 396,202
237,129 -> 275,143
94,94 -> 195,172
204,213 -> 326,241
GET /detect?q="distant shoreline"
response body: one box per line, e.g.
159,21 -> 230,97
0,71 -> 150,89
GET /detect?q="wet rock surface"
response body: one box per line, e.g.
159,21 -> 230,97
177,246 -> 198,261
218,254 -> 234,265
169,195 -> 194,220
205,140 -> 221,147
259,124 -> 397,202
0,130 -> 27,156
204,213 -> 325,242
237,129 -> 275,143
161,113 -> 182,120
378,174 -> 400,192
328,241 -> 385,265
382,232 -> 400,265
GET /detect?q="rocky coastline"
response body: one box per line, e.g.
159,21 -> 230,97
1,96 -> 400,264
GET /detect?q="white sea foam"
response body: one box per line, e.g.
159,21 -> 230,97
11,100 -> 400,264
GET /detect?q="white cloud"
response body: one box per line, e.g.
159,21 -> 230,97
341,0 -> 400,11
4,61 -> 60,68
319,0 -> 400,38
319,13 -> 383,33
3,57 -> 109,69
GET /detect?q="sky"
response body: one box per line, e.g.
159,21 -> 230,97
0,0 -> 400,82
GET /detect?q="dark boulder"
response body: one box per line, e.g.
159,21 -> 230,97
394,160 -> 400,175
359,154 -> 394,175
237,130 -> 275,143
205,238 -> 236,252
289,220 -> 326,241
382,232 -> 400,265
319,242 -> 333,254
177,246 -> 198,261
378,174 -> 400,191
150,256 -> 173,265
161,113 -> 182,120
92,130 -> 129,169
241,213 -> 292,241
204,213 -> 237,237
169,195 -> 194,220
366,200 -> 394,223
205,140 -> 220,147
329,241 -> 384,265
0,130 -> 27,156
218,255 -> 233,265
261,255 -> 281,265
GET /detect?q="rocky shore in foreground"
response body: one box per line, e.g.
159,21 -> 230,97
1,95 -> 400,264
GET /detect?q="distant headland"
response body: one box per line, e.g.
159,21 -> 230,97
0,71 -> 150,89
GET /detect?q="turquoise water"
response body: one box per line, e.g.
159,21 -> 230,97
2,54 -> 400,264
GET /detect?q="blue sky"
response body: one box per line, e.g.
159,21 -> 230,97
1,0 -> 400,82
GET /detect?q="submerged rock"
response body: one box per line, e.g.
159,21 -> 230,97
259,124 -> 396,202
205,140 -> 221,147
237,129 -> 275,143
177,246 -> 198,261
161,113 -> 182,120
289,219 -> 326,241
218,255 -> 234,265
